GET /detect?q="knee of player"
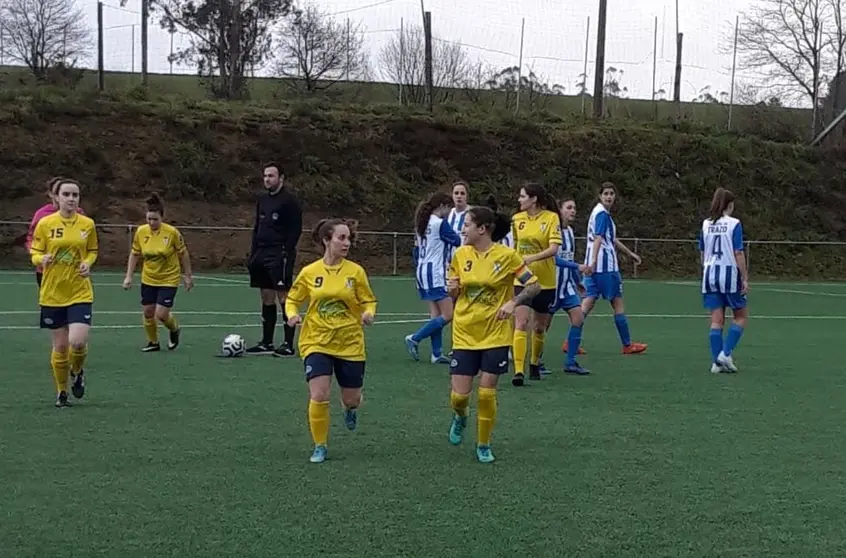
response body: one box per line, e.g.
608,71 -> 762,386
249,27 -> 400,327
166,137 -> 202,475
142,306 -> 155,319
52,340 -> 70,353
341,389 -> 362,409
155,308 -> 170,321
733,314 -> 748,328
307,377 -> 332,401
69,339 -> 87,351
569,312 -> 585,328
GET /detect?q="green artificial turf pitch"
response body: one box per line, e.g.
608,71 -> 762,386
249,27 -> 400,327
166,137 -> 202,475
2,270 -> 846,557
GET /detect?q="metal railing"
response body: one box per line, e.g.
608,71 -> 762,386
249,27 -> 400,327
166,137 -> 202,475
3,220 -> 846,276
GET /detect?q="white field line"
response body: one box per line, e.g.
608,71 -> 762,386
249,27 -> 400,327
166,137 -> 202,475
1,313 -> 844,331
0,311 -> 427,316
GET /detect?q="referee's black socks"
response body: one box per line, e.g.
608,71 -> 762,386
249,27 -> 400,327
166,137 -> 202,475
261,304 -> 277,345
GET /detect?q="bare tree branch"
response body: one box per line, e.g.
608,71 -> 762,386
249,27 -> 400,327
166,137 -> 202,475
378,25 -> 473,105
732,0 -> 830,108
0,0 -> 90,80
273,3 -> 369,92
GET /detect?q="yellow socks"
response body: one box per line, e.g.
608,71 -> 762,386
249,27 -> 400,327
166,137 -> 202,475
512,330 -> 528,374
530,331 -> 546,366
69,345 -> 87,374
450,390 -> 470,417
308,399 -> 330,446
143,317 -> 158,343
160,314 -> 179,332
51,350 -> 69,393
476,387 -> 497,446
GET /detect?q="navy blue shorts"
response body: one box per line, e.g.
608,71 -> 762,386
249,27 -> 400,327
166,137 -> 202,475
417,286 -> 449,302
450,347 -> 510,376
703,292 -> 747,311
141,284 -> 178,308
304,353 -> 365,389
515,286 -> 556,314
40,303 -> 92,329
584,271 -> 623,300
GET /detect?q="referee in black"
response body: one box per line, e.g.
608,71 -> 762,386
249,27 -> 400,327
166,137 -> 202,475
245,162 -> 303,357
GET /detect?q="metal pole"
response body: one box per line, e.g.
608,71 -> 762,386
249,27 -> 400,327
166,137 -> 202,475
515,17 -> 525,116
97,1 -> 104,91
652,16 -> 658,119
728,14 -> 739,130
141,0 -> 149,86
399,18 -> 404,105
392,233 -> 398,275
345,17 -> 350,81
169,32 -> 174,74
581,16 -> 590,115
131,25 -> 136,73
593,0 -> 608,118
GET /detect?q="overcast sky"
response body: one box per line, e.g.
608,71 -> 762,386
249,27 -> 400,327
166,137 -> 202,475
55,0 -> 761,103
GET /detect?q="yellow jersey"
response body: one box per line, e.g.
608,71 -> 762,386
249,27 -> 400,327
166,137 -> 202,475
131,223 -> 187,287
449,244 -> 537,350
284,258 -> 378,361
511,209 -> 562,289
30,212 -> 98,307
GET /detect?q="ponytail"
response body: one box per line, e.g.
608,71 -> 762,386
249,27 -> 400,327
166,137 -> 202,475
522,182 -> 557,212
415,192 -> 453,237
708,187 -> 735,223
146,192 -> 165,216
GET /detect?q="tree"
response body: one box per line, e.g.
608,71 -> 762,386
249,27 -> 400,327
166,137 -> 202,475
731,0 -> 830,108
485,66 -> 564,110
0,0 -> 90,81
154,0 -> 294,100
824,0 -> 846,115
378,25 -> 473,105
273,3 -> 368,93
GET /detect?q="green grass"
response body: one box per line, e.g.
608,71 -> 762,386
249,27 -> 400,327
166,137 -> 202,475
2,270 -> 846,557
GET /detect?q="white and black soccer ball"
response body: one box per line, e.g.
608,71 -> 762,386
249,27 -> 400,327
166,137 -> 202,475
221,333 -> 246,357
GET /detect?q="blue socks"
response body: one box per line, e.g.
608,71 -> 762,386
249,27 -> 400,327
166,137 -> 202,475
613,313 -> 631,347
431,329 -> 443,357
709,328 -> 723,362
566,325 -> 583,366
724,323 -> 744,356
411,315 -> 448,356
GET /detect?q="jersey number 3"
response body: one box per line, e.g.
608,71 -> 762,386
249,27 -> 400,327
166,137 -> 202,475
463,260 -> 473,272
711,236 -> 723,258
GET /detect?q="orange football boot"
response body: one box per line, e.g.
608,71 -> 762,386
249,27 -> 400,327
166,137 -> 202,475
621,342 -> 648,355
561,341 -> 587,355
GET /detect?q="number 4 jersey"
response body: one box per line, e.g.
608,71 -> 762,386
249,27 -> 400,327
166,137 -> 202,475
699,215 -> 744,294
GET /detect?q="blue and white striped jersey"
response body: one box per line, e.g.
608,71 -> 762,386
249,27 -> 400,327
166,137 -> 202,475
416,214 -> 462,291
555,225 -> 579,298
446,207 -> 469,260
499,230 -> 514,248
585,203 -> 619,273
699,215 -> 744,294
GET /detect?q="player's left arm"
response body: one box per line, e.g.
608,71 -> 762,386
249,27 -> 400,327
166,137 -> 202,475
354,267 -> 378,324
732,222 -> 749,292
447,252 -> 461,297
285,197 -> 303,255
438,219 -> 462,247
175,230 -> 195,290
82,222 -> 99,266
498,254 -> 540,319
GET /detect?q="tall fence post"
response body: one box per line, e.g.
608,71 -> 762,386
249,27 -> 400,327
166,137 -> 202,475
745,241 -> 751,275
633,238 -> 640,277
127,225 -> 134,256
392,232 -> 398,275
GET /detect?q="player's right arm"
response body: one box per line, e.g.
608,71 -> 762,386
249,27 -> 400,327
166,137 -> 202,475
284,267 -> 312,326
249,196 -> 261,259
732,222 -> 749,294
447,251 -> 461,297
30,219 -> 50,267
124,228 -> 143,289
498,251 -> 540,319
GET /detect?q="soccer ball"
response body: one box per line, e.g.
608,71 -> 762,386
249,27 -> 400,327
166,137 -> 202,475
221,333 -> 246,357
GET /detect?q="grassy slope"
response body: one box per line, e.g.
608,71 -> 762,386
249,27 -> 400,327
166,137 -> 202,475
0,87 -> 844,277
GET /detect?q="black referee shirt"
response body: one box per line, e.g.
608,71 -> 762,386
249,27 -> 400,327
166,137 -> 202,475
250,188 -> 302,254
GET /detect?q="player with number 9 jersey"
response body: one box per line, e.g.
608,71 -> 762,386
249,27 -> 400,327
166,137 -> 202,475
699,187 -> 749,374
285,219 -> 377,464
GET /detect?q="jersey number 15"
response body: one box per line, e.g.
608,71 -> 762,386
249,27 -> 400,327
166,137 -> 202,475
49,228 -> 64,239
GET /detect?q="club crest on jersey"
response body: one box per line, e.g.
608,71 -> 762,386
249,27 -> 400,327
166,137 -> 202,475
540,223 -> 547,231
493,261 -> 502,273
80,230 -> 89,239
346,277 -> 355,289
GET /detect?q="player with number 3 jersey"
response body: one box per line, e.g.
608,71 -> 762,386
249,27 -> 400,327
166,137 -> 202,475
699,187 -> 748,374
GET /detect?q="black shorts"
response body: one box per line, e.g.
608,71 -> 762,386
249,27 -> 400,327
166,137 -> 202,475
515,286 -> 556,314
36,271 -> 43,287
248,248 -> 295,291
450,347 -> 510,376
304,353 -> 365,389
141,284 -> 178,308
40,303 -> 93,329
